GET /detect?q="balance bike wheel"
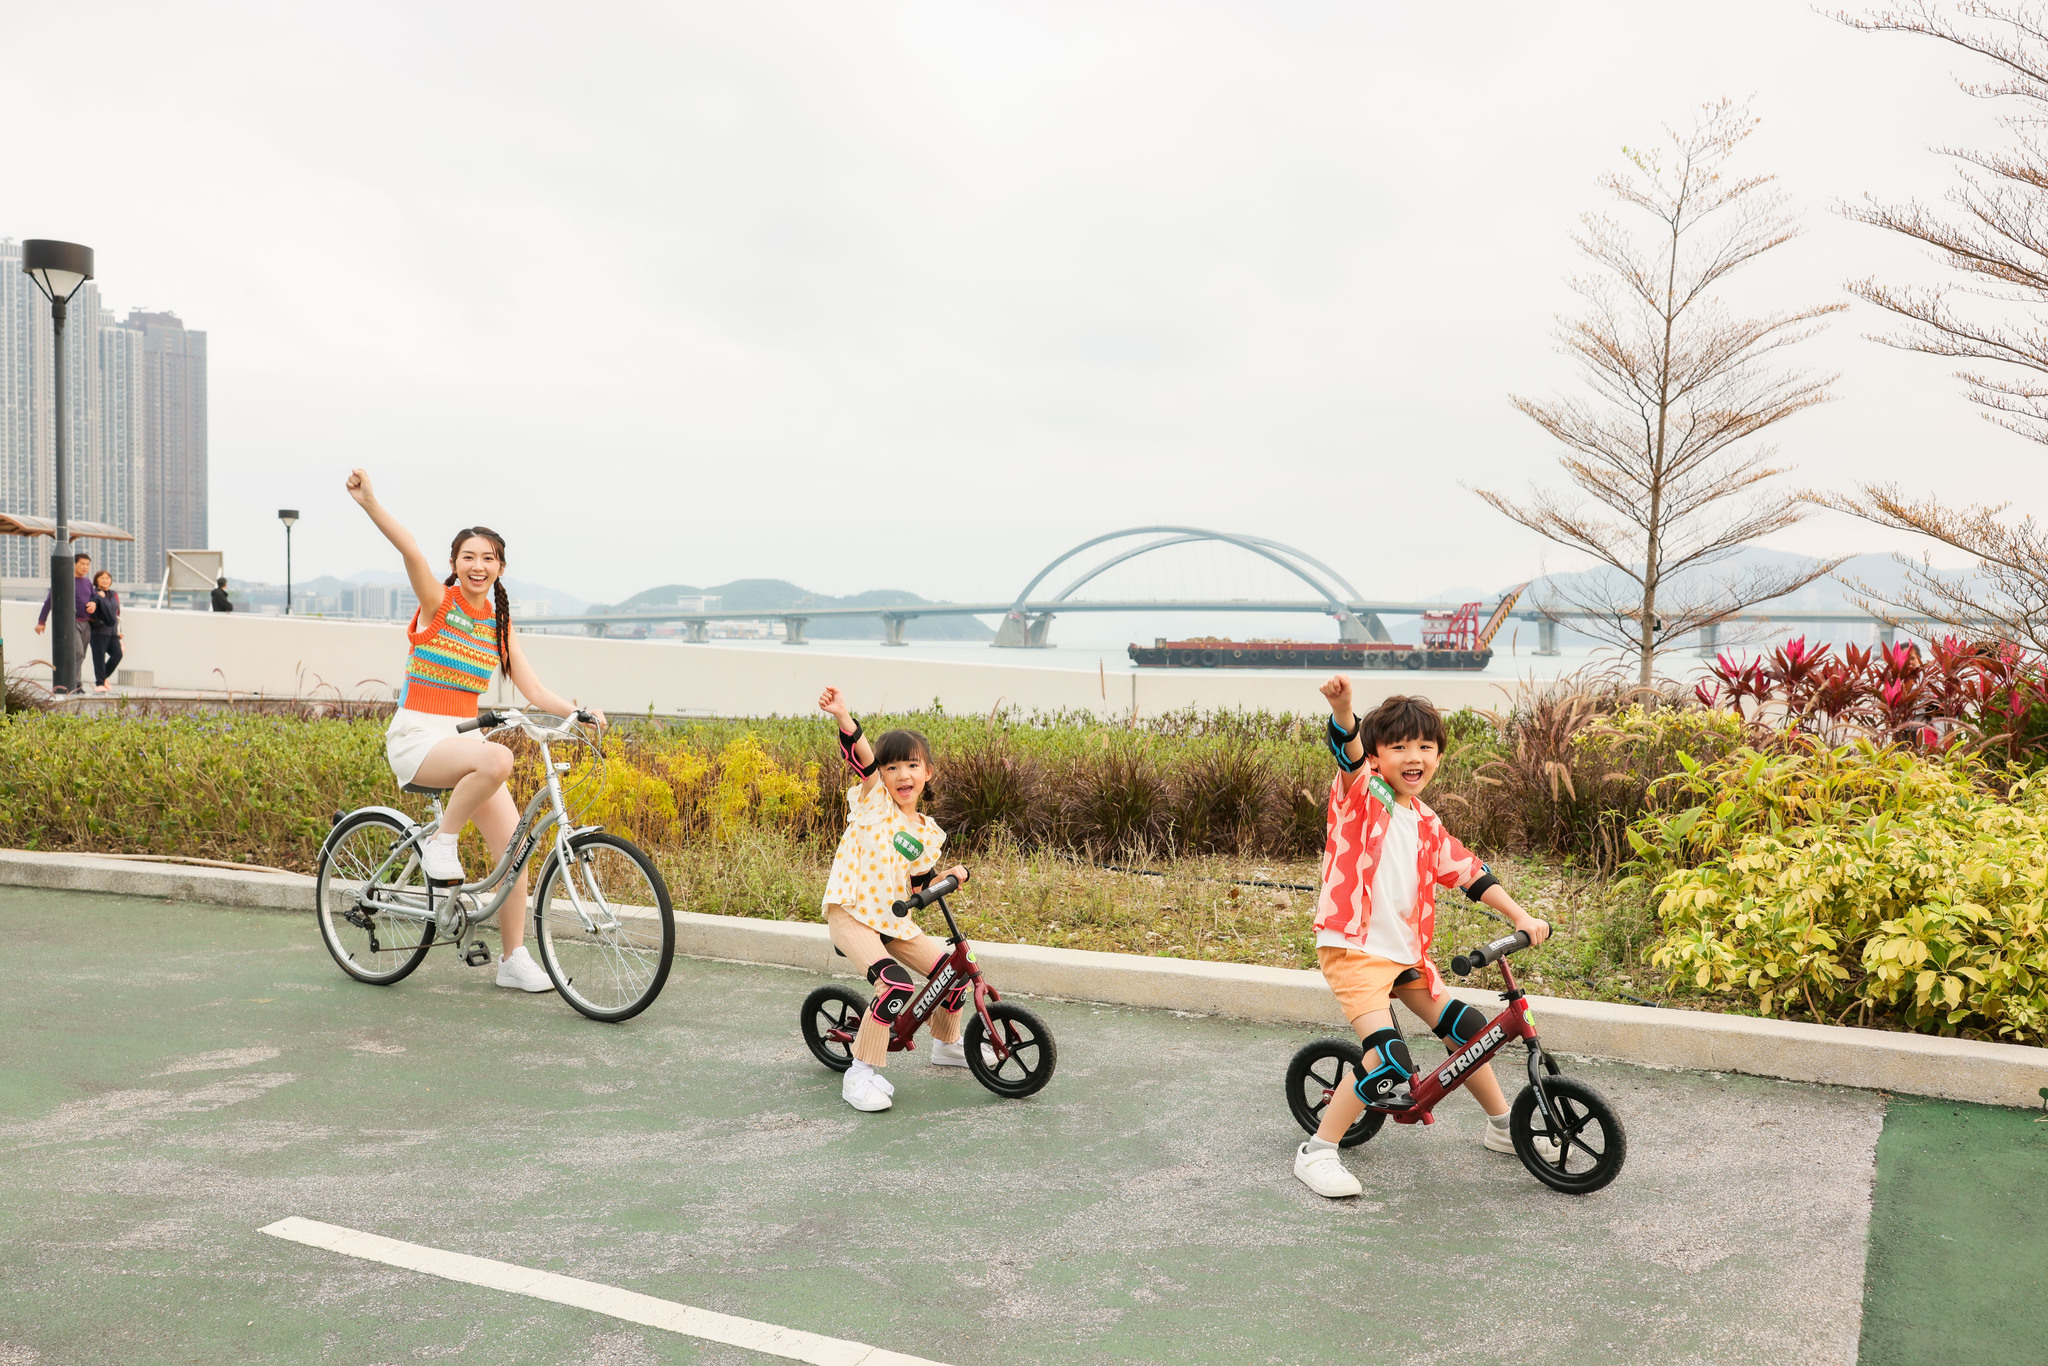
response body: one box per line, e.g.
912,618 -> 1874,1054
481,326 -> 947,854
1284,1039 -> 1385,1148
800,985 -> 868,1072
1510,1076 -> 1626,1194
963,1001 -> 1056,1098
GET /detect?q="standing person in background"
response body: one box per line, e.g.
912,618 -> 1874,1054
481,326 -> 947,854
34,551 -> 94,693
344,467 -> 605,994
88,570 -> 123,693
210,577 -> 233,612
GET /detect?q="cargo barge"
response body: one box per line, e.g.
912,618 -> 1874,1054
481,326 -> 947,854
1127,588 -> 1524,671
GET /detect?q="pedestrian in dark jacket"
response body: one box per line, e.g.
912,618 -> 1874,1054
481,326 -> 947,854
35,551 -> 93,692
211,577 -> 234,612
89,570 -> 124,692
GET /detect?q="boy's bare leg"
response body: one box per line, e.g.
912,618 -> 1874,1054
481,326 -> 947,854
887,937 -> 962,1043
1396,985 -> 1510,1116
825,908 -> 896,1067
1313,1007 -> 1396,1143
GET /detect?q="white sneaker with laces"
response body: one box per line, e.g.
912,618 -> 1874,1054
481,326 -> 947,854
842,1064 -> 893,1112
420,834 -> 464,883
1293,1142 -> 1362,1199
495,945 -> 554,993
930,1039 -> 969,1068
1484,1116 -> 1562,1162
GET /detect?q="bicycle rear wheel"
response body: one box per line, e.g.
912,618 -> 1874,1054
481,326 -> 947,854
315,810 -> 434,984
533,832 -> 675,1022
1284,1039 -> 1384,1148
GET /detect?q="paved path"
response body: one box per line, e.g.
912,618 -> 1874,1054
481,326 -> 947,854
0,888 -> 2038,1364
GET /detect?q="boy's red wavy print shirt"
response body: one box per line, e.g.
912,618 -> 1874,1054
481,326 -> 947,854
1314,772 -> 1489,1002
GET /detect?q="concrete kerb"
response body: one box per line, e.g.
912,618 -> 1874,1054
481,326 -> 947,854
7,848 -> 2046,1108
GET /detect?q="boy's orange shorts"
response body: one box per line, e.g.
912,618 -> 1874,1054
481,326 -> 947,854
1317,946 -> 1424,1022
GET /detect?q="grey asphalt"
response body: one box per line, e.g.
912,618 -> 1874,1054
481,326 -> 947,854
0,888 -> 1884,1365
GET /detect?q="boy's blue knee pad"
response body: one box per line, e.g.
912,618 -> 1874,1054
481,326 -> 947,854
1433,999 -> 1486,1049
1353,1026 -> 1415,1105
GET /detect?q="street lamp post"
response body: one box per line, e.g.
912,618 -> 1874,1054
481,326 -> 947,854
21,240 -> 95,695
278,509 -> 299,615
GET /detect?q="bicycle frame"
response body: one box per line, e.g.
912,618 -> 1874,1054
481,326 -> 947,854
330,711 -> 603,938
1368,954 -> 1561,1129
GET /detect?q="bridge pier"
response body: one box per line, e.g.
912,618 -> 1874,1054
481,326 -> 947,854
684,619 -> 708,644
782,616 -> 809,646
1534,618 -> 1560,656
1335,610 -> 1391,644
1697,622 -> 1719,657
880,614 -> 911,647
994,612 -> 1054,647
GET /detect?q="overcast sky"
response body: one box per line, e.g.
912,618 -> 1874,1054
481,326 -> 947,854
2,0 -> 2033,606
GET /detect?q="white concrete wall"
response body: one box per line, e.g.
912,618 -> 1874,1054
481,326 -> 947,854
1,598 -> 1526,718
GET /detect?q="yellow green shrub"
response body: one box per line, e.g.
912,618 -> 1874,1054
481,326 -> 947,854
1631,743 -> 2048,1042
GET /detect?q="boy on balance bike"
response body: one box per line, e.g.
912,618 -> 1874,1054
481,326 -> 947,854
1293,681 -> 1559,1199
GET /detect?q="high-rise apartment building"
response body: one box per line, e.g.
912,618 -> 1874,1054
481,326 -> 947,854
0,239 -> 207,586
128,310 -> 207,580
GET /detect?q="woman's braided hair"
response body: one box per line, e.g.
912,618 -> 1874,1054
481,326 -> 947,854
444,526 -> 512,666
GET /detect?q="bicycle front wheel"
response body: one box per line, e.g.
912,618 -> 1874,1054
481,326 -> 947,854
533,833 -> 676,1022
315,810 -> 435,984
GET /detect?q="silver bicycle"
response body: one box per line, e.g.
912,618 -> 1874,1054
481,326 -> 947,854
314,708 -> 675,1022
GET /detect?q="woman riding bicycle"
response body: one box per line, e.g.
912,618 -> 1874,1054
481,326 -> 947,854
345,468 -> 604,994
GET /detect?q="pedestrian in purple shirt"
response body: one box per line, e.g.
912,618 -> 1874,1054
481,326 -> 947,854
35,551 -> 95,692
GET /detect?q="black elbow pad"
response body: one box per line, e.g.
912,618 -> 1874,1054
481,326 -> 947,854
1464,871 -> 1500,903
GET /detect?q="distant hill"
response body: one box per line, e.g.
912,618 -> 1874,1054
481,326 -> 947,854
594,579 -> 995,641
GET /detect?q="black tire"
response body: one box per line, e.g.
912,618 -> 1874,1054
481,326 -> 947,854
532,832 -> 675,1022
801,985 -> 868,1072
315,809 -> 434,985
1284,1039 -> 1385,1148
1404,652 -> 1423,670
964,1001 -> 1057,1098
1511,1076 -> 1627,1194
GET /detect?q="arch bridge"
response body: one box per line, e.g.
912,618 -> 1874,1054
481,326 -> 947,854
991,526 -> 1390,647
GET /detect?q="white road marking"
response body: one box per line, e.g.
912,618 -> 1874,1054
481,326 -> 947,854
260,1216 -> 953,1366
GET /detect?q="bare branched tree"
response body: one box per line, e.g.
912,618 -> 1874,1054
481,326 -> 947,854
1806,485 -> 2048,649
1477,99 -> 1846,684
1816,4 -> 2048,647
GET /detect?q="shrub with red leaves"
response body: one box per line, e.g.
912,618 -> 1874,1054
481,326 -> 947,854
1694,634 -> 2048,762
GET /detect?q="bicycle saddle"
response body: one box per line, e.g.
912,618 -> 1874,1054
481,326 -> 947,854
401,782 -> 452,796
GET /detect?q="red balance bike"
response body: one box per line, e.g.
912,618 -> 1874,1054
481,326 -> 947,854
799,875 -> 1057,1099
1284,930 -> 1626,1193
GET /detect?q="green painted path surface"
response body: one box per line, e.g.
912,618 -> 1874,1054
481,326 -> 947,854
0,886 -> 2029,1364
1857,1096 -> 2048,1365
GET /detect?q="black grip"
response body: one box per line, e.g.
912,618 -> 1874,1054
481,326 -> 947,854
1451,930 -> 1532,975
891,874 -> 960,914
573,709 -> 595,723
456,710 -> 506,734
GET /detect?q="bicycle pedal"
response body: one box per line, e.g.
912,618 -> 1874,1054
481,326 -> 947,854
461,942 -> 493,967
428,877 -> 464,889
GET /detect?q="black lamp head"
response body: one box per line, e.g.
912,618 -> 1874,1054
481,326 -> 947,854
20,240 -> 95,304
278,509 -> 300,528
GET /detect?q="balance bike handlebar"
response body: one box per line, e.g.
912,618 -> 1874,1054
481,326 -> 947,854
892,874 -> 962,914
1451,930 -> 1532,976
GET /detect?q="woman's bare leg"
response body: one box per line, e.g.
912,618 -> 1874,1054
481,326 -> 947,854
468,784 -> 531,955
409,737 -> 513,841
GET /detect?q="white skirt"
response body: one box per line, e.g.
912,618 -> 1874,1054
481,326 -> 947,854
384,708 -> 481,787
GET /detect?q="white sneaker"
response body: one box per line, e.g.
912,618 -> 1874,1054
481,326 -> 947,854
842,1064 -> 893,1112
1485,1117 -> 1562,1162
930,1040 -> 969,1068
1293,1142 -> 1362,1199
420,834 -> 464,884
495,945 -> 554,993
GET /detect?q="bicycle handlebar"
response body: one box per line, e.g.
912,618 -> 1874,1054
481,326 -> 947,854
1451,930 -> 1532,976
456,708 -> 596,735
892,874 -> 961,914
